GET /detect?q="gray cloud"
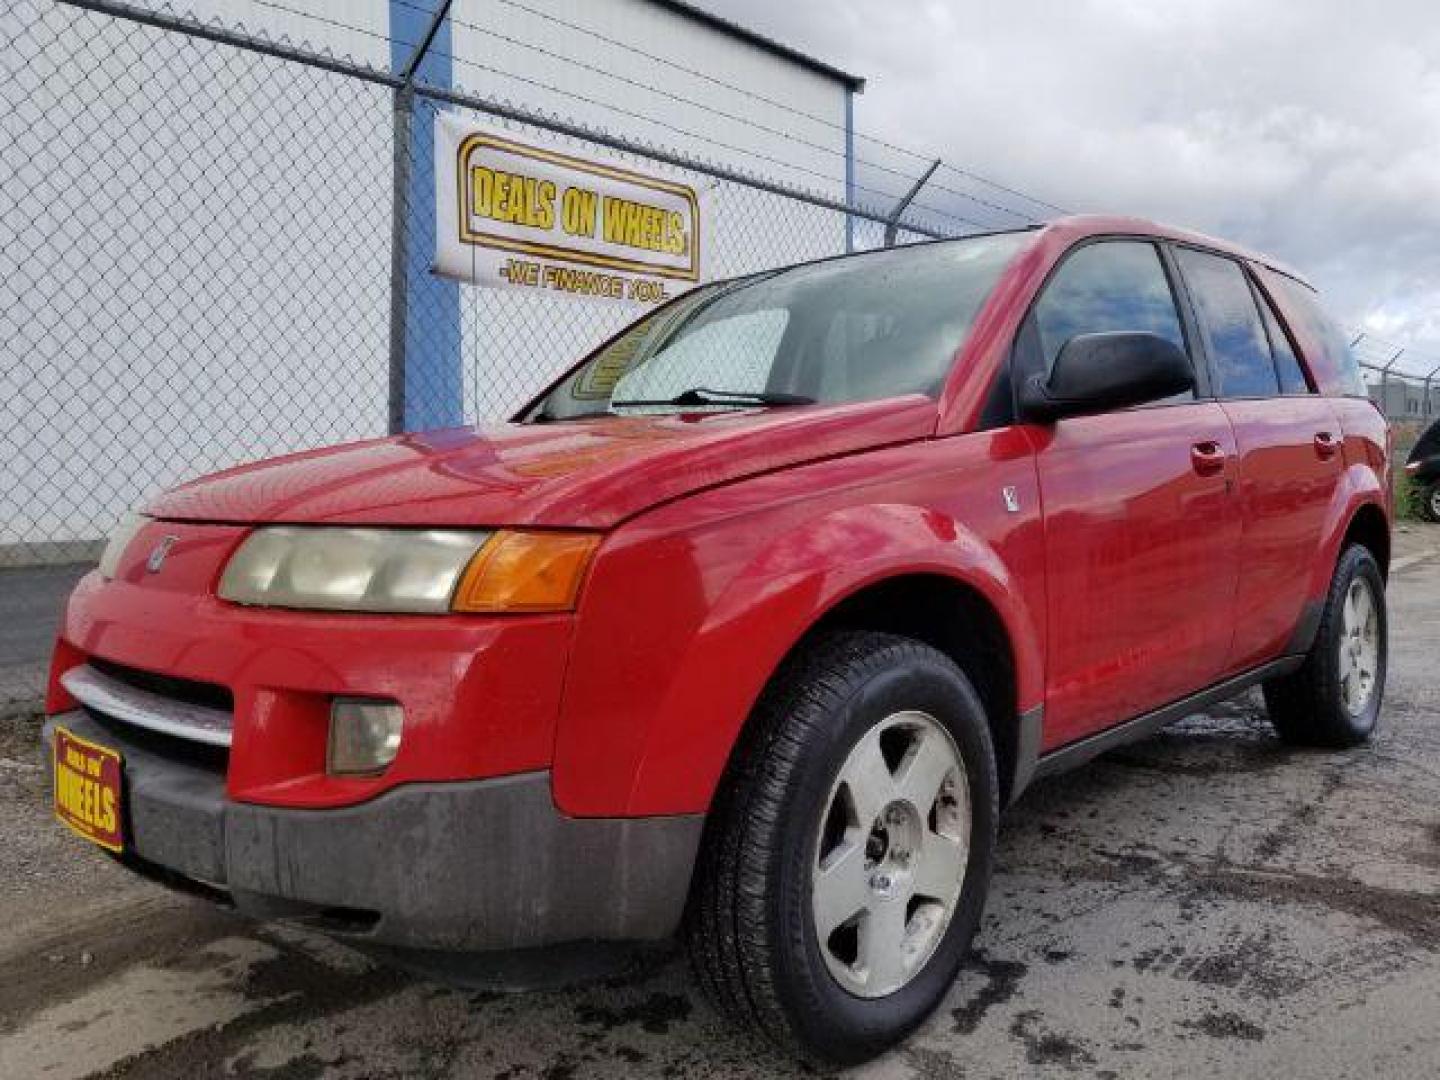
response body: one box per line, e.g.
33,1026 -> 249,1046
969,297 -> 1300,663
701,0 -> 1440,369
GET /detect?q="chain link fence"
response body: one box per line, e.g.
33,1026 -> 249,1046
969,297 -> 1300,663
4,0 -> 1038,708
1352,333 -> 1440,422
3,0 -> 398,569
1,0 -> 993,566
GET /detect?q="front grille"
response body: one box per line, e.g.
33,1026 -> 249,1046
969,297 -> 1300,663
61,662 -> 234,749
85,707 -> 229,775
89,658 -> 232,713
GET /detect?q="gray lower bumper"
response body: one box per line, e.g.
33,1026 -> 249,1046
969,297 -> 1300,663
45,712 -> 703,953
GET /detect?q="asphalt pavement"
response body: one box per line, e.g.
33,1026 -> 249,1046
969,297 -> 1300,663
0,562 -> 91,714
0,526 -> 1437,1079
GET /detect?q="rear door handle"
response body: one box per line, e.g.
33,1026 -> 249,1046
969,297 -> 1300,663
1191,441 -> 1227,476
1314,431 -> 1340,459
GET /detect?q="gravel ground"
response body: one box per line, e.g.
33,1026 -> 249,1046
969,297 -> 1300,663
0,524 -> 1437,1079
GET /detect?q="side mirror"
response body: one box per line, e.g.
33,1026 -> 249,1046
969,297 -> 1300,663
1019,331 -> 1195,423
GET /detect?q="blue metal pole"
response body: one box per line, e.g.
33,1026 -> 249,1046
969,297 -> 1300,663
390,0 -> 462,431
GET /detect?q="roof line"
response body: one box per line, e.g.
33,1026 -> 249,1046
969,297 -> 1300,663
646,0 -> 866,91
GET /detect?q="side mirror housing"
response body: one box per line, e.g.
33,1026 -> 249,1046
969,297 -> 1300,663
1019,331 -> 1195,423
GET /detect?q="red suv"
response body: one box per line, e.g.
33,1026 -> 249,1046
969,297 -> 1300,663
46,216 -> 1389,1063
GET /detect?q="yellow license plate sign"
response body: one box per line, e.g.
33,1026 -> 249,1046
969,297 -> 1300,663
53,726 -> 123,853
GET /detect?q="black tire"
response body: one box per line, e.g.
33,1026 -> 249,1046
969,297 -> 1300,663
685,630 -> 998,1065
1263,544 -> 1387,747
1420,480 -> 1440,523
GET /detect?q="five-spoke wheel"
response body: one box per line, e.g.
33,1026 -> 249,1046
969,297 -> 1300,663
1338,576 -> 1380,717
812,711 -> 969,997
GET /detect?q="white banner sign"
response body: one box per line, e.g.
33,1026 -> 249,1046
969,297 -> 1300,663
435,115 -> 710,306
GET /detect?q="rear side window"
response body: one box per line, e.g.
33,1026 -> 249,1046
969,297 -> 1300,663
1259,270 -> 1366,397
1253,284 -> 1311,395
1033,241 -> 1187,374
1175,248 -> 1278,398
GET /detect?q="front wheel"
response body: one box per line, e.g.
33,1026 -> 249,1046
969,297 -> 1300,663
1264,543 -> 1387,747
686,631 -> 998,1065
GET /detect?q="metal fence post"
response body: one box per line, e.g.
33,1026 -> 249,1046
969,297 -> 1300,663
388,0 -> 454,435
387,88 -> 413,435
883,158 -> 941,247
1424,362 -> 1440,417
1381,347 -> 1404,418
843,88 -> 856,253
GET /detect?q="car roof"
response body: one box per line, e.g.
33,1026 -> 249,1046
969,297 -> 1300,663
710,215 -> 1314,294
1043,215 -> 1314,289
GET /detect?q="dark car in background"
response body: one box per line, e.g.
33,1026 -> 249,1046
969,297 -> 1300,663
1407,417 -> 1440,521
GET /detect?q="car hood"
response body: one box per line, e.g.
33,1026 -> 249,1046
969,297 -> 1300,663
143,396 -> 937,529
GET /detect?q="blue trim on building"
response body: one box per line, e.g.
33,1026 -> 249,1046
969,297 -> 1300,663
391,1 -> 463,431
844,88 -> 856,253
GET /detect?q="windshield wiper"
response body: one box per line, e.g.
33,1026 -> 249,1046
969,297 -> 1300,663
610,387 -> 814,410
529,408 -> 613,423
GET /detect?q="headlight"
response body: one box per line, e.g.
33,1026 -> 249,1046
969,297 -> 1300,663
97,512 -> 149,580
218,527 -> 490,613
218,527 -> 599,614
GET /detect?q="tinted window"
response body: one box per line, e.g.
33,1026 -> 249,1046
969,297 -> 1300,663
1263,272 -> 1366,397
1176,249 -> 1278,398
1033,241 -> 1187,373
1254,284 -> 1311,395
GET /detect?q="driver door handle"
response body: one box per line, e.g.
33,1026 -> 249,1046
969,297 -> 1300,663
1314,431 -> 1340,459
1190,441 -> 1227,476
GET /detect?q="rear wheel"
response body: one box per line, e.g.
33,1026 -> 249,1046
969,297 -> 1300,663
686,631 -> 998,1065
1263,543 -> 1386,747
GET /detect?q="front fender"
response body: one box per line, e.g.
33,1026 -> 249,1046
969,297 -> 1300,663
551,433 -> 1044,817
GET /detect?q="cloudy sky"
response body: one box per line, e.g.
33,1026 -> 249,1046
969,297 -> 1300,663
701,0 -> 1440,374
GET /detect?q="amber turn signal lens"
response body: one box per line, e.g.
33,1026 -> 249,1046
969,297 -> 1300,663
451,531 -> 600,613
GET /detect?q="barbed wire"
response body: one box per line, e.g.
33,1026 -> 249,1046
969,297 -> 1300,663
187,0 -> 1054,226
247,0 -> 419,53
407,3 -> 1041,224
424,0 -> 1069,215
428,55 -> 992,230
1350,330 -> 1440,382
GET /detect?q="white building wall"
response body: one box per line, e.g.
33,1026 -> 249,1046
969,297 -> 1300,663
1,0 -> 854,559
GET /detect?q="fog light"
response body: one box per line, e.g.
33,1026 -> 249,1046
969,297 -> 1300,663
328,699 -> 403,776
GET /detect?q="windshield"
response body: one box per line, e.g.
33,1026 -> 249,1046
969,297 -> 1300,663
527,231 -> 1030,421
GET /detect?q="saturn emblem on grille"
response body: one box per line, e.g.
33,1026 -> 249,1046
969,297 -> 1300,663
146,535 -> 179,573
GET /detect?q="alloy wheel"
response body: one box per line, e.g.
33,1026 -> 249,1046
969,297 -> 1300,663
811,711 -> 970,998
1338,577 -> 1380,717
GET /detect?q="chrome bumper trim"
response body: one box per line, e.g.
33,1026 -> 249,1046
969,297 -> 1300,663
60,664 -> 232,748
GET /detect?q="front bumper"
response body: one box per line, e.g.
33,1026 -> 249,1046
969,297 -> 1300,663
44,711 -> 703,953
53,520 -> 580,809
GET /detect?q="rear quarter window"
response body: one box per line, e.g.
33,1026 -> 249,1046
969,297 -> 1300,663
1254,267 -> 1365,397
1174,248 -> 1278,398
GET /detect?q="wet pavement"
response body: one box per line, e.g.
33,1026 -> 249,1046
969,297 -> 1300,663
1,526 -> 1438,1079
